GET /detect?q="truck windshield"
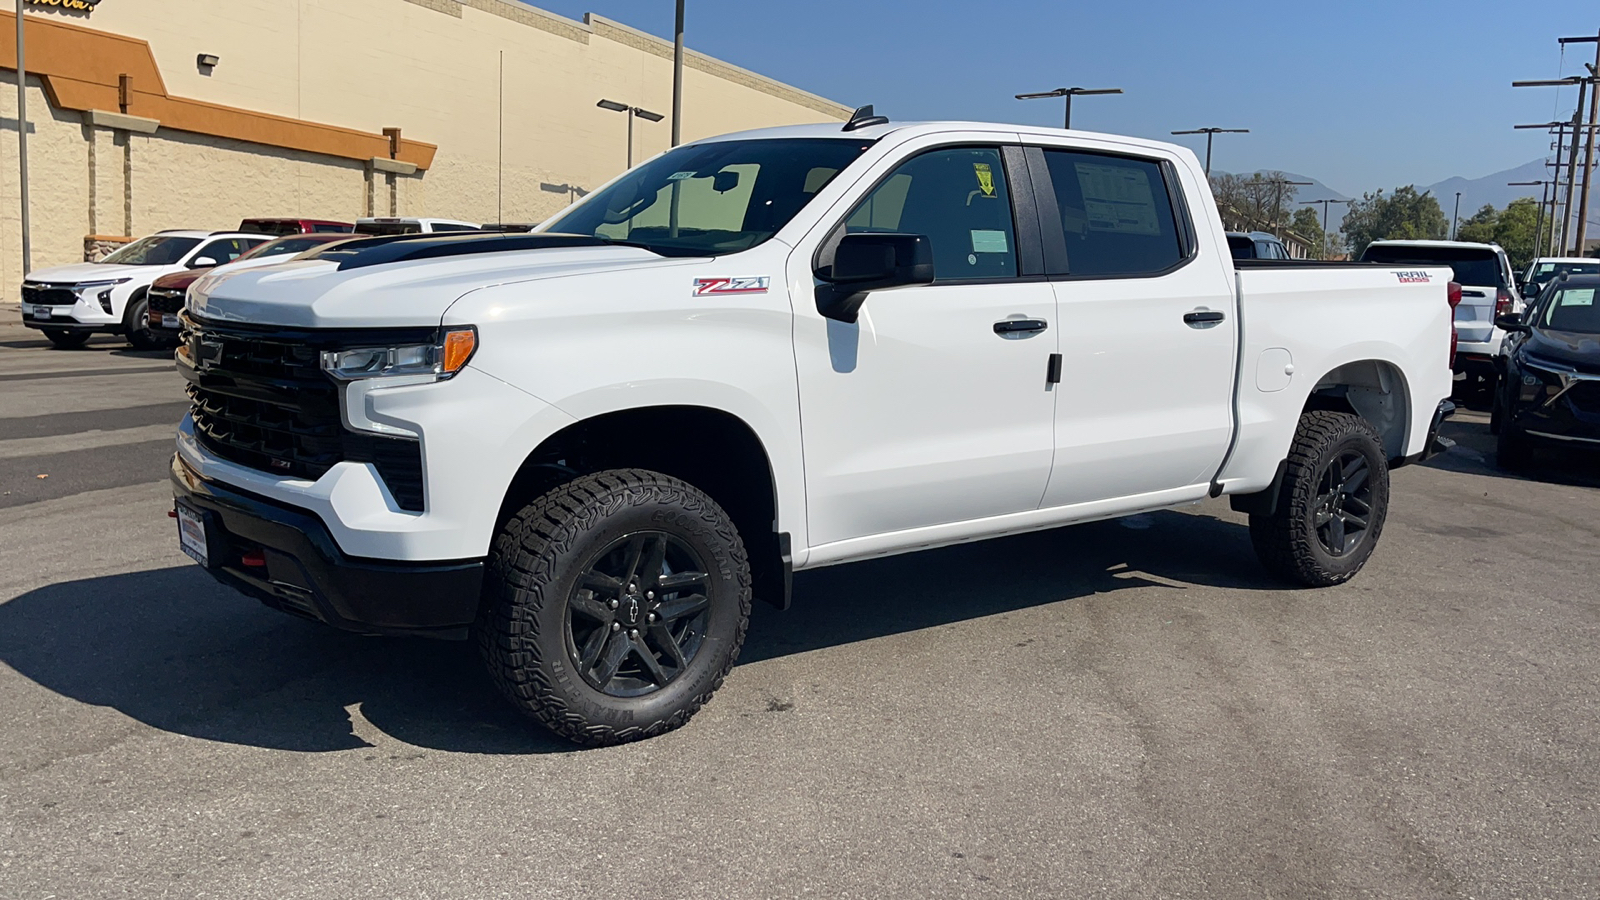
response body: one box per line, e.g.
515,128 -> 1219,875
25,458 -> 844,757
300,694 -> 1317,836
100,235 -> 202,266
547,138 -> 872,256
1360,245 -> 1504,288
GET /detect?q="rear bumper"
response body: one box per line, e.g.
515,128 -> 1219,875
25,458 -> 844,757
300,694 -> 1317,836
1454,352 -> 1497,377
170,452 -> 483,639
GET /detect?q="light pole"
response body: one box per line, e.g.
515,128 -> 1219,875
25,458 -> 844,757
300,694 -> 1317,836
1015,86 -> 1122,130
1301,198 -> 1349,259
1515,120 -> 1591,253
15,0 -> 31,275
1451,191 -> 1462,240
597,99 -> 664,170
1514,74 -> 1598,253
1170,127 -> 1249,176
1510,179 -> 1553,258
671,0 -> 684,147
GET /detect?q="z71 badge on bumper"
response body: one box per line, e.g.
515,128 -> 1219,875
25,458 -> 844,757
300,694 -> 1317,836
693,276 -> 769,296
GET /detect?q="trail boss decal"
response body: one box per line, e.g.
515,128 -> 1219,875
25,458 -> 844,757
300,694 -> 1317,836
1394,271 -> 1432,284
692,276 -> 770,296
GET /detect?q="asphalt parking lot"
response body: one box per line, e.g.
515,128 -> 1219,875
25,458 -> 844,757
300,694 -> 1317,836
2,318 -> 1598,900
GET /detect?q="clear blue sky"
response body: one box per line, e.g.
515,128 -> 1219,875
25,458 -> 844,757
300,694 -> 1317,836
527,0 -> 1599,197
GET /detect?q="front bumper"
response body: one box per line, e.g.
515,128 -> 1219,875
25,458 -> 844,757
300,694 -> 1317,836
171,452 -> 483,639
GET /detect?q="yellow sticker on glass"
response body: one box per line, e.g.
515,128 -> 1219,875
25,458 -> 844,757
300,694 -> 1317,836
973,162 -> 995,198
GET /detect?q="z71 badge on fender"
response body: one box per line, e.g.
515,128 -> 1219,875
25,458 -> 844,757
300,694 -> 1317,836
693,276 -> 770,296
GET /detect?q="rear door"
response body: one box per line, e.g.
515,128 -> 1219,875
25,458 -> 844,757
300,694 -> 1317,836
1030,145 -> 1238,508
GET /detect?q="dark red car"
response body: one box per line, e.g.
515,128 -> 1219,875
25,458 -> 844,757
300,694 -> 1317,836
238,217 -> 354,236
147,233 -> 358,339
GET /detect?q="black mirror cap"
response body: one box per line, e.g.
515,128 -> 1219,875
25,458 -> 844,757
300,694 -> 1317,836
815,233 -> 935,323
1495,313 -> 1530,332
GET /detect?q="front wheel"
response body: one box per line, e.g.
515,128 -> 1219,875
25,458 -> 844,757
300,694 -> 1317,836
476,469 -> 752,746
122,293 -> 171,351
1249,411 -> 1391,587
42,328 -> 90,349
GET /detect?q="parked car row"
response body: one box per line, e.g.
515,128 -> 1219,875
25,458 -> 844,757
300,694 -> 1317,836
17,216 -> 510,348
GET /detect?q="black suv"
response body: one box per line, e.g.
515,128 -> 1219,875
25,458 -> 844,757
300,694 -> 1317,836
1492,274 -> 1600,468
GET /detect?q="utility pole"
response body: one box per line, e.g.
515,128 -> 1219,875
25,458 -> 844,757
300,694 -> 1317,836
1451,191 -> 1462,240
1519,120 -> 1584,253
1015,86 -> 1122,130
14,0 -> 31,275
1301,198 -> 1349,259
671,0 -> 684,147
1510,180 -> 1552,258
1571,38 -> 1600,253
1264,176 -> 1311,237
1170,127 -> 1249,176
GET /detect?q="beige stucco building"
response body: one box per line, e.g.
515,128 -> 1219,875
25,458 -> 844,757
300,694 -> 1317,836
0,0 -> 850,300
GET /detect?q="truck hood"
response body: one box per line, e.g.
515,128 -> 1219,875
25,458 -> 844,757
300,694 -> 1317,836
187,245 -> 698,329
26,262 -> 169,285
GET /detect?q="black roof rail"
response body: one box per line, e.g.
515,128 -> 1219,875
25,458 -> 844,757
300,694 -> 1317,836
302,231 -> 608,270
842,105 -> 889,132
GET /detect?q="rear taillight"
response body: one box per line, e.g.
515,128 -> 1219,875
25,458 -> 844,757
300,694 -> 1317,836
1495,287 -> 1514,319
1447,281 -> 1461,367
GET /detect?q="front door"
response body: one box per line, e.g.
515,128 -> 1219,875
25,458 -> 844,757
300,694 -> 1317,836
792,145 -> 1059,550
1032,146 -> 1237,508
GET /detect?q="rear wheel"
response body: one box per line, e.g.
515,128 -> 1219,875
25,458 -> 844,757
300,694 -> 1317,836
1249,411 -> 1390,587
42,328 -> 90,349
476,469 -> 751,746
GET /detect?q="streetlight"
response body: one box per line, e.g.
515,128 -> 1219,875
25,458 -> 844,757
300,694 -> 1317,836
1301,198 -> 1349,259
1014,87 -> 1122,130
1451,191 -> 1462,240
1170,127 -> 1249,176
1510,179 -> 1553,258
597,99 -> 665,169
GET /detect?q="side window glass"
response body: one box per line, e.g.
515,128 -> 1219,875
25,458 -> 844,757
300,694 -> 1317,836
199,239 -> 245,262
842,146 -> 1017,281
1041,149 -> 1184,277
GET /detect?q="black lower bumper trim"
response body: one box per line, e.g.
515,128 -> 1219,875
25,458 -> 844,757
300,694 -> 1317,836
1396,399 -> 1455,468
170,453 -> 482,639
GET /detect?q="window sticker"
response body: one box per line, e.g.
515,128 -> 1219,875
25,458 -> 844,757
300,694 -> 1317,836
1073,162 -> 1161,235
971,230 -> 1009,254
667,171 -> 697,181
973,162 -> 996,198
1560,288 -> 1595,307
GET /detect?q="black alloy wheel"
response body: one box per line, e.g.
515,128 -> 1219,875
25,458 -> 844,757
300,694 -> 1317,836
1311,449 -> 1373,558
567,531 -> 712,698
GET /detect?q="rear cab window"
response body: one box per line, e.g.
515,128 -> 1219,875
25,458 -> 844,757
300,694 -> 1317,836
1040,149 -> 1185,277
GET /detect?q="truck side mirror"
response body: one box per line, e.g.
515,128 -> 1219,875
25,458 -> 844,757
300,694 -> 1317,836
814,232 -> 935,323
190,256 -> 218,268
1495,313 -> 1530,333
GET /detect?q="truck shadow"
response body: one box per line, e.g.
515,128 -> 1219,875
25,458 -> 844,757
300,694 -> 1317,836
0,509 -> 1275,757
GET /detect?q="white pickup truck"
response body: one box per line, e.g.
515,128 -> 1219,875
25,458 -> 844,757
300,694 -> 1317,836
169,114 -> 1455,745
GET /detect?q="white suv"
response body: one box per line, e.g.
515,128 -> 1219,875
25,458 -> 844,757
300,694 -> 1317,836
1359,240 -> 1519,380
20,230 -> 268,349
353,217 -> 481,235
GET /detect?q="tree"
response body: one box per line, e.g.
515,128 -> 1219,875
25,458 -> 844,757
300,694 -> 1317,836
1455,204 -> 1498,244
1290,206 -> 1327,258
1209,170 -> 1301,234
1341,186 -> 1448,257
1493,197 -> 1540,272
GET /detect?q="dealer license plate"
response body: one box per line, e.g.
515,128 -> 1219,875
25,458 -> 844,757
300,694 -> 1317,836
31,307 -> 50,320
162,313 -> 179,329
177,503 -> 210,567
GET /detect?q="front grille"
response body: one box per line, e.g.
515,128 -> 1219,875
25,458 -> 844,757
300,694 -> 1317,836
147,286 -> 186,314
21,283 -> 77,306
179,319 -> 427,511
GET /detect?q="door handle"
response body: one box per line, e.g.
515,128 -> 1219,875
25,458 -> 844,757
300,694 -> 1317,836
1183,310 -> 1226,327
994,318 -> 1049,336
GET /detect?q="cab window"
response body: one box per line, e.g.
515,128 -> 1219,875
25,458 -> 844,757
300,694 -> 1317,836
842,146 -> 1018,281
1041,150 -> 1185,277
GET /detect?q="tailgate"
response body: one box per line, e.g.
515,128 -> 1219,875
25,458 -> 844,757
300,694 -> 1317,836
1454,283 -> 1497,344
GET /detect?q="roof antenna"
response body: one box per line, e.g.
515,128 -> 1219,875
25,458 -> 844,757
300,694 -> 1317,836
842,105 -> 889,132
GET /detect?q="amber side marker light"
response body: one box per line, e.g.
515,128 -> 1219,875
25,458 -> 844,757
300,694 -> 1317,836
442,328 -> 478,376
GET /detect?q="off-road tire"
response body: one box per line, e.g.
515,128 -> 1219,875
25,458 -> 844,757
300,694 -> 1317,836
475,468 -> 752,747
1249,411 -> 1390,587
122,292 -> 170,351
1496,424 -> 1535,471
42,328 -> 90,349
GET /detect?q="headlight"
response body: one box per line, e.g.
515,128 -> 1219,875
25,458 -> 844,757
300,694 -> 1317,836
320,327 -> 477,381
72,277 -> 131,293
